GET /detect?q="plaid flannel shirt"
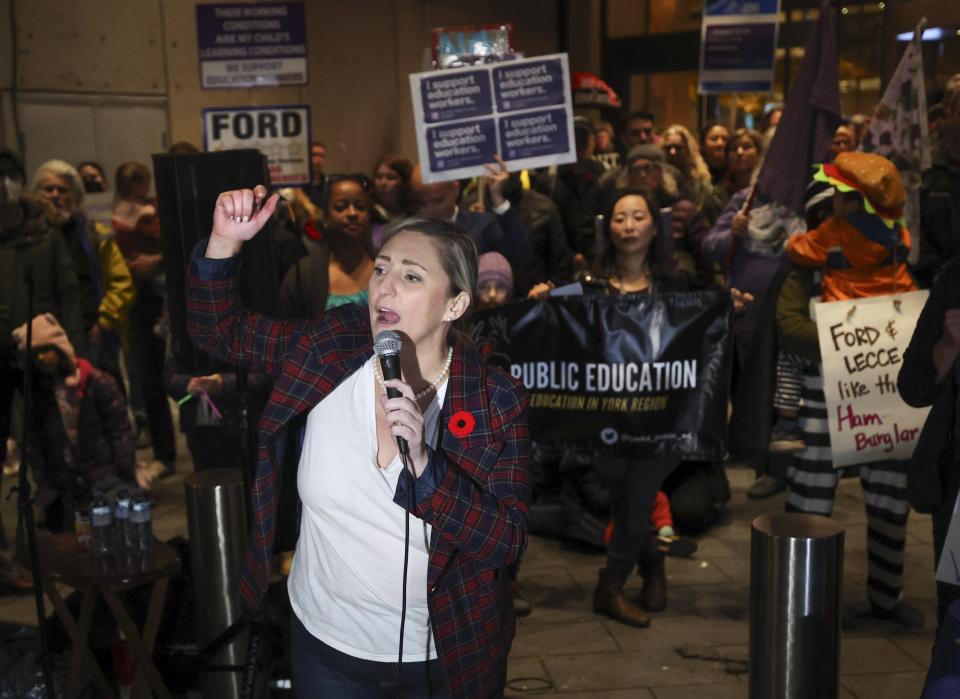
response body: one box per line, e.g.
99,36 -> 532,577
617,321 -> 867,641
185,241 -> 530,699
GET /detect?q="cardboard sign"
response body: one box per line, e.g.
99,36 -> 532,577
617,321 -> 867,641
699,0 -> 781,94
410,53 -> 576,183
196,2 -> 307,89
815,291 -> 931,467
202,105 -> 310,186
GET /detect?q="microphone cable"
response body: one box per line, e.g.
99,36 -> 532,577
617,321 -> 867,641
391,450 -> 413,698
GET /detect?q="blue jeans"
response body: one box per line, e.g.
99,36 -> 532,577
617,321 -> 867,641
291,613 -> 450,698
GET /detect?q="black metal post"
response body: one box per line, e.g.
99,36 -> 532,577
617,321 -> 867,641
17,268 -> 56,698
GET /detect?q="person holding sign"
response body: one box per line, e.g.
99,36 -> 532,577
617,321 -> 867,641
411,158 -> 530,273
189,186 -> 530,699
588,188 -> 688,627
786,152 -> 916,302
784,152 -> 924,627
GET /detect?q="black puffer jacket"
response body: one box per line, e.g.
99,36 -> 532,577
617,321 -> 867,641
915,150 -> 960,288
0,198 -> 84,361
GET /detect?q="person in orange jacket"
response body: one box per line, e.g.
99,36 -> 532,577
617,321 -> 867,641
786,151 -> 916,300
783,151 -> 924,628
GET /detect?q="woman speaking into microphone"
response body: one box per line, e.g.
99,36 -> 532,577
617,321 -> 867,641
187,185 -> 530,698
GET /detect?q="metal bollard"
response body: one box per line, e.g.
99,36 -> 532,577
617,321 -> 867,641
185,468 -> 248,699
749,512 -> 845,699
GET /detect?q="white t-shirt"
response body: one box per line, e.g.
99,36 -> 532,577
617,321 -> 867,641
288,356 -> 448,662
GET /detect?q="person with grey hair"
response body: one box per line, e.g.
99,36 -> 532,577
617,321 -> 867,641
31,159 -> 134,375
0,149 -> 84,584
916,74 -> 960,288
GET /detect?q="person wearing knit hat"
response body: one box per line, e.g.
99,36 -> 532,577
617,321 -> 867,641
13,313 -> 77,378
786,151 -> 916,301
782,152 -> 924,630
12,313 -> 138,531
625,144 -> 665,167
476,252 -> 514,309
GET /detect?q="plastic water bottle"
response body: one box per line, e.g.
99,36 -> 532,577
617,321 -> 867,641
114,490 -> 133,551
130,492 -> 153,552
90,492 -> 113,557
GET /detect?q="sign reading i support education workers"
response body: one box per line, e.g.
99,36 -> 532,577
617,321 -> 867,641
197,2 -> 307,89
411,53 -> 576,183
202,105 -> 310,186
699,0 -> 781,94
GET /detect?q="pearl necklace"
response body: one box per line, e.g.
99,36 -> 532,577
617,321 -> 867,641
373,347 -> 453,401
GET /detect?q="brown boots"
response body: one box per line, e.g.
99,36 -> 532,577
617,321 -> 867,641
594,549 -> 668,626
638,549 -> 667,613
593,568 -> 651,627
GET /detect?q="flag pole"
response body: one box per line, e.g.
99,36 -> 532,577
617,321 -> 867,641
912,16 -> 927,45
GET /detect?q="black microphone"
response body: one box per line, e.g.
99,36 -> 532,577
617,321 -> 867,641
373,330 -> 409,455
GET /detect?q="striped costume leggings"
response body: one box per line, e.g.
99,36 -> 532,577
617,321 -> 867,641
785,365 -> 909,610
774,352 -> 812,413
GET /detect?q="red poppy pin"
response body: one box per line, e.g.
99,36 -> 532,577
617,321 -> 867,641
448,410 -> 476,438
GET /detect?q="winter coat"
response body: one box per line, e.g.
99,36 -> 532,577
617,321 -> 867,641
898,257 -> 960,512
513,189 -> 573,295
786,214 -> 916,301
914,149 -> 960,288
775,265 -> 822,362
0,198 -> 84,360
29,358 -> 135,508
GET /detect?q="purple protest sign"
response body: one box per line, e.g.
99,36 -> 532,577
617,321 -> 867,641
411,53 -> 576,183
698,0 -> 781,94
426,119 -> 497,173
492,58 -> 565,112
702,24 -> 778,71
498,108 -> 570,161
196,2 -> 307,89
420,70 -> 493,123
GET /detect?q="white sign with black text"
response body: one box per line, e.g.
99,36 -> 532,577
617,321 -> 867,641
202,105 -> 311,186
815,291 -> 931,467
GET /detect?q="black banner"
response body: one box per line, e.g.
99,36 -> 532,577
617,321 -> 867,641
469,291 -> 733,459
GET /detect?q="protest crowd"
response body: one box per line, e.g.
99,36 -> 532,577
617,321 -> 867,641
3,2 -> 960,697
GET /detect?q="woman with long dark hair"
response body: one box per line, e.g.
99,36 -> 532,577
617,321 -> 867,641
189,186 -> 530,698
371,153 -> 417,248
593,188 -> 685,294
587,189 -> 686,628
699,121 -> 731,187
280,174 -> 376,319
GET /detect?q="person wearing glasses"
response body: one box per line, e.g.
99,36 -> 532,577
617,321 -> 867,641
622,145 -> 709,287
280,173 -> 375,320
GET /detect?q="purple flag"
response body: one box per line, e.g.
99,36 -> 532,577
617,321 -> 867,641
755,2 -> 841,214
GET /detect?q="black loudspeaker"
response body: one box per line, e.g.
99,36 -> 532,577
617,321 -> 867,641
153,149 -> 280,373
